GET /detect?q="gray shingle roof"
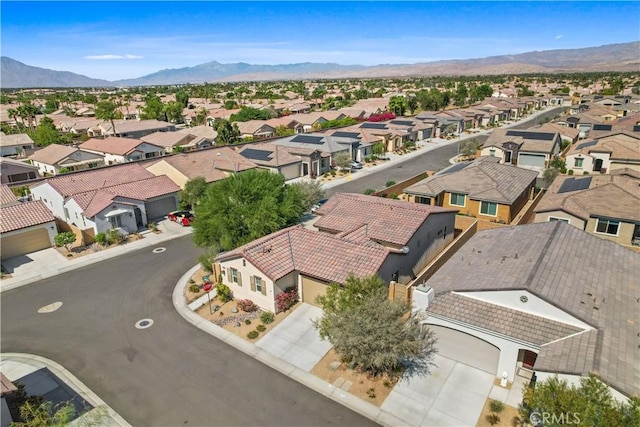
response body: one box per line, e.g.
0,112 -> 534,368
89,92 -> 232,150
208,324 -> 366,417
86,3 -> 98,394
424,221 -> 640,397
405,157 -> 538,204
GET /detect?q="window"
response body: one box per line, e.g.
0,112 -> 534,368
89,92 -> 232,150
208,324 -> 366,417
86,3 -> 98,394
549,217 -> 569,223
110,215 -> 123,228
450,193 -> 466,207
595,218 -> 619,236
230,268 -> 238,284
574,158 -> 584,168
489,149 -> 496,157
480,201 -> 497,216
255,276 -> 263,293
416,196 -> 430,205
251,275 -> 265,295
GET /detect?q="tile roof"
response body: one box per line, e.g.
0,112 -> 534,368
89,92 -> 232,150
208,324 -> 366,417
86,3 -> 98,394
424,221 -> 640,397
80,137 -> 161,156
33,163 -> 156,196
0,184 -> 18,206
215,225 -> 390,283
315,193 -> 457,246
0,133 -> 35,147
483,128 -> 559,154
28,144 -> 79,164
566,132 -> 640,161
405,157 -> 538,204
140,131 -> 191,148
534,173 -> 640,223
537,122 -> 580,139
427,293 -> 583,346
0,200 -> 55,233
238,143 -> 301,167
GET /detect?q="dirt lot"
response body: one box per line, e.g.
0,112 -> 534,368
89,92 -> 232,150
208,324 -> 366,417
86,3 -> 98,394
311,348 -> 398,407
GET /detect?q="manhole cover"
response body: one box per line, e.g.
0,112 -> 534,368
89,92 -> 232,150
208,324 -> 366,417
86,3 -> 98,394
152,247 -> 166,253
135,318 -> 154,329
37,302 -> 63,313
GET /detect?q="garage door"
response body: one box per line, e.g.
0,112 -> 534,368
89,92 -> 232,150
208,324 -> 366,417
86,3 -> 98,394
427,325 -> 500,374
518,153 -> 546,168
146,197 -> 177,221
1,228 -> 52,260
301,275 -> 327,307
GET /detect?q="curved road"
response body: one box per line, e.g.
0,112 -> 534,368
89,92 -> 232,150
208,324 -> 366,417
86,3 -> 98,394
1,236 -> 376,426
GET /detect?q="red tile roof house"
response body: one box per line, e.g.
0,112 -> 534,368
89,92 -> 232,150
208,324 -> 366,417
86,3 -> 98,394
416,221 -> 639,401
1,184 -> 57,260
213,194 -> 457,312
79,137 -> 165,165
29,164 -> 180,240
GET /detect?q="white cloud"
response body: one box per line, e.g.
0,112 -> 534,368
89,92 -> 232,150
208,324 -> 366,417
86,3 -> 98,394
555,34 -> 564,40
84,54 -> 143,60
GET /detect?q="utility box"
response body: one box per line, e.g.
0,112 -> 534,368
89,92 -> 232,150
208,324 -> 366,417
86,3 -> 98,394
412,284 -> 435,312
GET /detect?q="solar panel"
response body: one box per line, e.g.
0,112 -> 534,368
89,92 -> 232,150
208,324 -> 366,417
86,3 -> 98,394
506,130 -> 555,141
240,148 -> 272,162
576,140 -> 598,150
332,131 -> 361,139
437,162 -> 471,175
592,124 -> 612,131
360,122 -> 388,129
291,135 -> 325,144
390,120 -> 414,126
558,177 -> 592,194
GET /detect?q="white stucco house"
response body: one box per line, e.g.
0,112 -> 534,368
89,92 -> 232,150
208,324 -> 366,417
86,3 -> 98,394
79,137 -> 164,165
28,144 -> 105,176
414,221 -> 639,403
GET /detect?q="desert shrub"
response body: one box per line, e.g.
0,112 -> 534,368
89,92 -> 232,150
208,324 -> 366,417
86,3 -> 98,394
188,284 -> 201,293
260,311 -> 275,324
244,319 -> 252,325
366,388 -> 376,399
364,188 -> 375,195
247,330 -> 259,339
106,229 -> 123,245
94,232 -> 107,246
568,169 -> 574,175
275,287 -> 298,312
54,232 -> 76,250
256,324 -> 266,332
486,414 -> 500,426
237,299 -> 258,312
385,180 -> 396,187
489,399 -> 505,413
330,170 -> 336,176
383,379 -> 392,388
215,283 -> 233,303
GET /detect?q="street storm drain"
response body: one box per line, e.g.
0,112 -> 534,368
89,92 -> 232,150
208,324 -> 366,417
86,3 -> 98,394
135,318 -> 154,329
37,302 -> 63,314
152,247 -> 166,254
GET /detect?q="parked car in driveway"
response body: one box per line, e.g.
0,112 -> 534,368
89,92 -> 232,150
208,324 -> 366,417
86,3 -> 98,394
310,198 -> 328,213
350,160 -> 363,169
167,210 -> 194,226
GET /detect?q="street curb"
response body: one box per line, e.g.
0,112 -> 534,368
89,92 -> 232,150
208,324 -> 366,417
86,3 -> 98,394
172,264 -> 407,427
0,353 -> 131,426
1,230 -> 191,293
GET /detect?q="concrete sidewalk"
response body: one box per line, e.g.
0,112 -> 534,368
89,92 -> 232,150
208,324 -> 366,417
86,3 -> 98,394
0,353 -> 130,426
1,219 -> 192,293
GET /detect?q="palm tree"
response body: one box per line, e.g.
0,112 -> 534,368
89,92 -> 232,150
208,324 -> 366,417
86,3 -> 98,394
95,100 -> 119,135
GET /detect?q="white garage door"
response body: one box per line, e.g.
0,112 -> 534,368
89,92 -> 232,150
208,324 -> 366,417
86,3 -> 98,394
145,197 -> 177,221
518,153 -> 546,168
428,325 -> 500,374
1,228 -> 52,260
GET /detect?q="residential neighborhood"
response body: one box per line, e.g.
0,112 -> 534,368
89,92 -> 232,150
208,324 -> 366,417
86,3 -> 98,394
1,6 -> 639,424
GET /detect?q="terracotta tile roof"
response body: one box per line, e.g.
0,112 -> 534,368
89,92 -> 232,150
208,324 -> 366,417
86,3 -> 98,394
427,293 -> 583,346
0,184 -> 18,206
80,136 -> 162,156
405,157 -> 538,204
1,200 -> 55,233
140,132 -> 191,148
534,173 -> 640,223
33,163 -> 155,196
235,120 -> 276,135
216,225 -> 390,283
315,193 -> 457,246
565,132 -> 640,161
0,133 -> 35,148
424,221 -> 640,397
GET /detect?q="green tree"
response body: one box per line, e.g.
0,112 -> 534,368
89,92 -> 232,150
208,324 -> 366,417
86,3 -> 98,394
229,106 -> 271,122
460,138 -> 481,157
192,169 -> 304,251
175,90 -> 189,108
521,374 -> 640,427
372,142 -> 386,158
389,96 -> 408,116
54,231 -> 76,252
454,83 -> 469,106
290,180 -> 325,212
164,101 -> 184,124
179,177 -> 208,209
94,100 -> 120,135
312,86 -> 327,107
142,95 -> 165,120
333,152 -> 352,171
407,96 -> 418,115
213,119 -> 239,145
314,275 -> 438,378
274,125 -> 294,136
28,117 -> 68,147
471,84 -> 493,102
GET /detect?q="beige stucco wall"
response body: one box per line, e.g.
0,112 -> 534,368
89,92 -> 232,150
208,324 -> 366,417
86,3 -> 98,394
610,162 -> 640,172
279,162 -> 301,181
218,258 -> 277,312
586,218 -> 635,246
533,211 -> 586,230
145,161 -> 189,188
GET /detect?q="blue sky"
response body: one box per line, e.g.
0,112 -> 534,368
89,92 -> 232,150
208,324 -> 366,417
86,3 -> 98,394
1,1 -> 638,81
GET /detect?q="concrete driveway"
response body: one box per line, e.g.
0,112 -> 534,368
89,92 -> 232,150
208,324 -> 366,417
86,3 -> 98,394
382,354 -> 495,426
256,303 -> 332,371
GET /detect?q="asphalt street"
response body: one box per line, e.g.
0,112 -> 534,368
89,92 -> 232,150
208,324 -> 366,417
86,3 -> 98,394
1,236 -> 377,427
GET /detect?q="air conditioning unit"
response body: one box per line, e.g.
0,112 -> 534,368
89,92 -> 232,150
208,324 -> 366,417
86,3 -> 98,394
412,283 -> 435,312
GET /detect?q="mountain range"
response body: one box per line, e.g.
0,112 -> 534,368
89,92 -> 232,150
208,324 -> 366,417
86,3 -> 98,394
2,42 -> 638,88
